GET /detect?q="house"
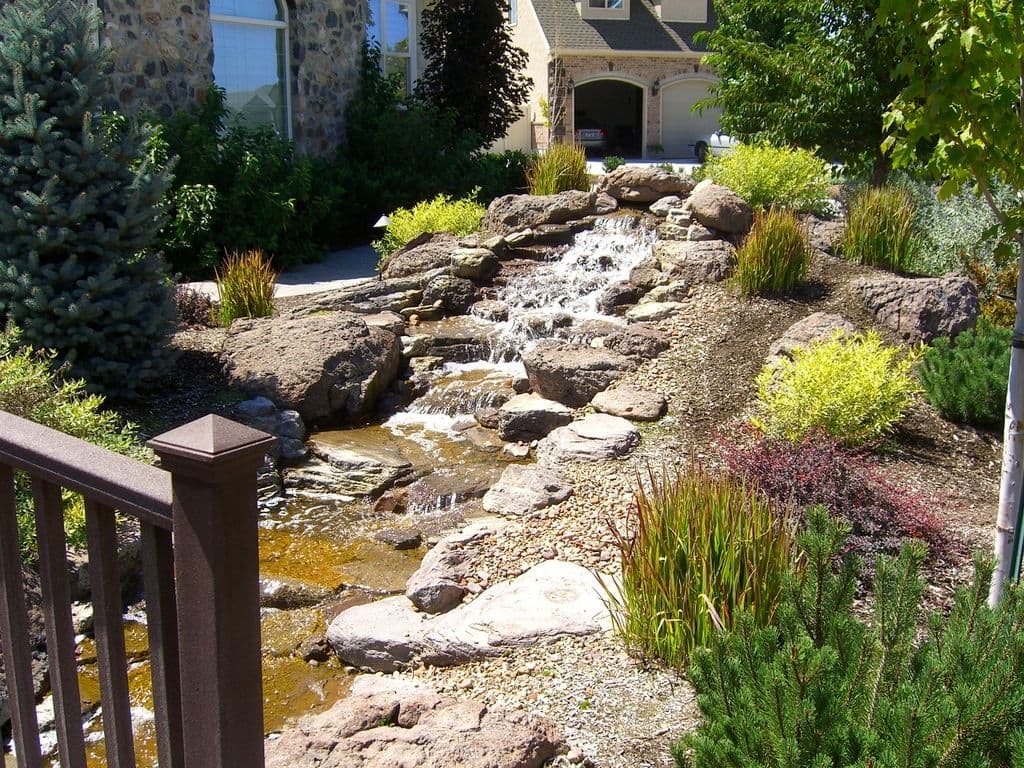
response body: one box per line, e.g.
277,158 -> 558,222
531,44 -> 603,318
496,0 -> 721,158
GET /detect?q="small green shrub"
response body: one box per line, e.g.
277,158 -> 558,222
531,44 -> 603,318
734,208 -> 811,294
703,143 -> 831,212
607,464 -> 794,666
216,250 -> 277,325
843,184 -> 919,273
602,155 -> 626,172
919,320 -> 1010,428
373,192 -> 486,260
754,331 -> 920,445
526,143 -> 589,195
469,150 -> 533,201
657,161 -> 675,173
674,508 -> 1024,768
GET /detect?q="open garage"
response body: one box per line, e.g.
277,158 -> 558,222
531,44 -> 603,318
660,79 -> 721,158
573,79 -> 644,157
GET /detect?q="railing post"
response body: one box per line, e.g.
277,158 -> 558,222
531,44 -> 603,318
148,415 -> 274,768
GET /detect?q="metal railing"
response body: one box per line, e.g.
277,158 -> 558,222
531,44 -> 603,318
0,411 -> 274,768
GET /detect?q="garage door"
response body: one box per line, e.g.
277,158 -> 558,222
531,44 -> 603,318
661,80 -> 721,157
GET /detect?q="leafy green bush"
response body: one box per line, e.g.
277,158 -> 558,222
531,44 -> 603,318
1,327 -> 143,561
527,143 -> 590,195
704,143 -> 831,212
919,319 -> 1010,428
216,251 -> 277,325
602,155 -> 626,172
754,331 -> 920,445
469,150 -> 532,201
734,208 -> 811,294
657,161 -> 676,173
843,184 -> 919,273
373,193 -> 486,260
607,464 -> 793,666
674,508 -> 1024,768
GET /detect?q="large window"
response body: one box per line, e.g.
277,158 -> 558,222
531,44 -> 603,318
367,1 -> 414,96
211,0 -> 290,136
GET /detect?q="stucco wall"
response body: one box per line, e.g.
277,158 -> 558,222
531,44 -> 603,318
497,0 -> 551,152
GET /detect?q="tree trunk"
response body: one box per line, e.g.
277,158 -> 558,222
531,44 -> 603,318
869,147 -> 892,188
989,233 -> 1024,606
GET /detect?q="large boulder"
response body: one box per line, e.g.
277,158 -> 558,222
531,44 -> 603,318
297,434 -> 416,497
653,239 -> 737,284
482,464 -> 573,516
380,233 -> 459,279
293,270 -> 444,315
422,275 -> 476,315
482,191 -> 597,234
803,214 -> 846,254
326,596 -> 430,672
536,414 -> 640,464
522,340 -> 635,408
688,182 -> 753,234
265,677 -> 567,768
450,248 -> 499,281
767,312 -> 858,363
496,394 -> 572,442
852,274 -> 979,343
222,312 -> 402,425
598,166 -> 695,203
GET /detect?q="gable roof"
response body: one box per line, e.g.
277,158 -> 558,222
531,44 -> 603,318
531,0 -> 713,54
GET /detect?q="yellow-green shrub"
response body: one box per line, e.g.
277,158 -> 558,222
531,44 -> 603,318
754,331 -> 920,445
526,143 -> 589,195
843,185 -> 918,273
373,192 -> 486,259
705,143 -> 831,213
735,208 -> 811,294
216,250 -> 277,325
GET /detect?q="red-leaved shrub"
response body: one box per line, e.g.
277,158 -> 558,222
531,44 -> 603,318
718,429 -> 946,560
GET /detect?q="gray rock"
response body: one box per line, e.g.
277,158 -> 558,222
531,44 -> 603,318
291,270 -> 445,316
404,522 -> 503,615
222,312 -> 401,425
463,425 -> 505,453
649,195 -> 682,217
628,262 -> 669,293
235,396 -> 277,418
380,233 -> 459,279
326,596 -> 430,671
362,310 -> 406,336
689,181 -> 753,234
852,273 -> 979,343
599,166 -> 695,203
483,191 -> 597,234
422,275 -> 477,315
374,528 -> 424,551
596,280 -> 642,314
591,387 -> 667,421
278,410 -> 305,440
653,239 -> 737,284
594,191 -> 619,214
474,406 -> 501,430
537,414 -> 641,464
603,323 -> 671,361
496,393 -> 572,441
768,312 -> 858,362
300,436 -> 416,497
625,302 -> 685,322
658,221 -> 690,241
482,464 -> 573,516
260,577 -> 334,610
644,281 -> 691,303
278,437 -> 308,463
687,221 -> 718,241
451,248 -> 499,281
522,340 -> 636,408
804,214 -> 846,254
470,299 -> 510,322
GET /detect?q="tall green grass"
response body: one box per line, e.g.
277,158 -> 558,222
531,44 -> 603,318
608,464 -> 794,666
526,143 -> 589,195
843,185 -> 919,273
216,249 -> 277,325
735,208 -> 811,295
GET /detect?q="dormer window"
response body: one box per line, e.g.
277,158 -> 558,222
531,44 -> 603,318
589,0 -> 623,7
579,0 -> 629,19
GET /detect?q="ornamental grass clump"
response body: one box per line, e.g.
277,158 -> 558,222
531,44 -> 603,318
734,208 -> 812,294
843,184 -> 919,273
919,319 -> 1010,428
526,142 -> 589,195
755,331 -> 920,446
373,192 -> 486,260
703,143 -> 831,213
607,464 -> 794,666
215,250 -> 277,326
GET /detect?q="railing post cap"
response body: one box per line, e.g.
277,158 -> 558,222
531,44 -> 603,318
148,414 -> 275,475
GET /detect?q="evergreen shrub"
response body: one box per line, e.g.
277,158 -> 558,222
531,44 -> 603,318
919,320 -> 1010,428
607,464 -> 793,666
215,251 -> 277,325
754,331 -> 920,445
527,143 -> 590,195
734,208 -> 811,294
674,508 -> 1024,768
703,143 -> 831,213
603,156 -> 626,173
0,0 -> 176,398
843,184 -> 919,273
373,193 -> 487,261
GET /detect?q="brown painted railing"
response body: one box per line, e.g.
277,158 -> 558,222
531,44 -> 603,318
0,411 -> 274,768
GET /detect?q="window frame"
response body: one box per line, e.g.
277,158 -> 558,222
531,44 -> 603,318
580,0 -> 629,20
210,0 -> 292,139
368,0 -> 417,96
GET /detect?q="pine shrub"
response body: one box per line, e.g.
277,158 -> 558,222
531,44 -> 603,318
843,184 -> 919,273
703,143 -> 832,213
674,508 -> 1024,768
526,143 -> 590,195
919,319 -> 1010,428
0,0 -> 175,398
755,331 -> 920,445
216,251 -> 278,325
607,464 -> 794,666
734,208 -> 811,294
373,192 -> 486,260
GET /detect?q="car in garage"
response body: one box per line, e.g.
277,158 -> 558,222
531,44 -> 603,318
694,131 -> 739,162
574,117 -> 608,152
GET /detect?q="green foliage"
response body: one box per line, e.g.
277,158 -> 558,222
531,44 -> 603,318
602,156 -> 626,172
704,144 -> 831,213
657,161 -> 676,173
755,331 -> 920,445
469,150 -> 532,201
607,464 -> 794,666
0,0 -> 176,398
526,143 -> 590,195
216,251 -> 277,325
843,184 -> 919,272
919,320 -> 1010,428
735,208 -> 811,294
415,0 -> 532,148
0,326 -> 143,561
674,508 -> 1024,768
373,193 -> 486,262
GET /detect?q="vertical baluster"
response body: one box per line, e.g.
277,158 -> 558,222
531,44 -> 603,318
32,478 -> 86,768
0,465 -> 42,768
84,500 -> 136,768
140,522 -> 184,768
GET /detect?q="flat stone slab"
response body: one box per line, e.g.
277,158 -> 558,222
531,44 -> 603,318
496,393 -> 572,441
482,464 -> 573,516
591,387 -> 667,421
522,339 -> 635,408
536,414 -> 640,464
625,302 -> 685,322
326,596 -> 430,672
